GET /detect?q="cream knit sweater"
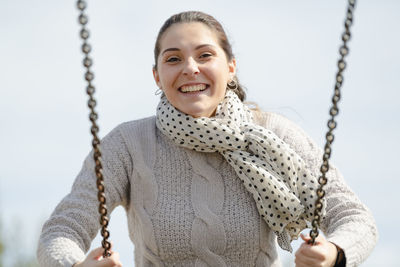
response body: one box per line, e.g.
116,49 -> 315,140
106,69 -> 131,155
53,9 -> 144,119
37,111 -> 378,267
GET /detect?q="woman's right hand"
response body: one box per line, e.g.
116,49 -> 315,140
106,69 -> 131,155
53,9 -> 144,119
73,246 -> 123,267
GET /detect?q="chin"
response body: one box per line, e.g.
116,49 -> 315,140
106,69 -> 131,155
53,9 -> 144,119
183,107 -> 214,118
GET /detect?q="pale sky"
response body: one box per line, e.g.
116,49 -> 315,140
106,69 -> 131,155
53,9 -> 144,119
1,0 -> 399,266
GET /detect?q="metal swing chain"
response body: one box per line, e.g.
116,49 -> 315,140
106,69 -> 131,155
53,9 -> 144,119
76,0 -> 112,258
309,0 -> 357,245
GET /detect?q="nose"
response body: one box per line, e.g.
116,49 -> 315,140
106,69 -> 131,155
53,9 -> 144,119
182,57 -> 200,76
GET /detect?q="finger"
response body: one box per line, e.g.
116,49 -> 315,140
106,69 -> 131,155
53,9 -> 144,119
88,247 -> 107,260
295,256 -> 319,267
301,233 -> 326,246
110,252 -> 120,261
295,242 -> 309,257
97,256 -> 123,267
297,242 -> 326,261
295,246 -> 323,267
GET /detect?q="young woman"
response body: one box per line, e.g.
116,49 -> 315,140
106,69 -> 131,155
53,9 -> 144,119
37,11 -> 377,267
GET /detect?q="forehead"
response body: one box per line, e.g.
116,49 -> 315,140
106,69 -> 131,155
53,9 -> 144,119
159,22 -> 220,49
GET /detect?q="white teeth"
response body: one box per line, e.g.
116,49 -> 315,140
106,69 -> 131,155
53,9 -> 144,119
180,84 -> 207,92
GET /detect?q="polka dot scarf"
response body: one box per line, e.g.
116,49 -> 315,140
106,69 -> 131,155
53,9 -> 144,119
156,90 -> 325,252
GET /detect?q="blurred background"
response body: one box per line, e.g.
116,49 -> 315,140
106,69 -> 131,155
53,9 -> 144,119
1,0 -> 399,266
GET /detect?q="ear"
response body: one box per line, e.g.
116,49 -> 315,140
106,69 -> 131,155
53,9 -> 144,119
228,58 -> 237,78
152,67 -> 162,88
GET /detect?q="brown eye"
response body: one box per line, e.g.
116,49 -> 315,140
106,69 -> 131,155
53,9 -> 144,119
200,53 -> 212,58
166,56 -> 180,63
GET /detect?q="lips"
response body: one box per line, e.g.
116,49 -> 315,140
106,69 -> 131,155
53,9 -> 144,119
179,83 -> 209,93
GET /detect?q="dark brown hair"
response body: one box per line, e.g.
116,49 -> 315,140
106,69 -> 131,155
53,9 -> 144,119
153,11 -> 246,101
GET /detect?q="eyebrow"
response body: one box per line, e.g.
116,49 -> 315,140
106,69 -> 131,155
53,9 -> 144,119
161,44 -> 216,56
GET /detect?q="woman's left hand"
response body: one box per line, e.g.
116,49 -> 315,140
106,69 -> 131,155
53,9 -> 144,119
294,233 -> 338,267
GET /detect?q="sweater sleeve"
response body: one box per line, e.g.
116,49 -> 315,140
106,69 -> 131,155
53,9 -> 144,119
37,125 -> 132,267
257,111 -> 378,267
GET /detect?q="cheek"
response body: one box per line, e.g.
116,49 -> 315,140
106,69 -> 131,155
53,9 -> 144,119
205,61 -> 229,86
160,68 -> 179,88
217,60 -> 230,81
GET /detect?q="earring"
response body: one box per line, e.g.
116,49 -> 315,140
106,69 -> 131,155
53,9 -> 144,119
155,88 -> 162,95
227,79 -> 238,90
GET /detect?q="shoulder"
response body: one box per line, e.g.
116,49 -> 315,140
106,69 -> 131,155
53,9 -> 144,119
252,109 -> 305,137
108,115 -> 156,139
107,116 -> 158,159
115,115 -> 156,133
252,109 -> 321,160
99,115 -> 157,151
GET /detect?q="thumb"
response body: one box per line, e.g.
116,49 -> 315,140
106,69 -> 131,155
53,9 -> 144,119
300,233 -> 311,243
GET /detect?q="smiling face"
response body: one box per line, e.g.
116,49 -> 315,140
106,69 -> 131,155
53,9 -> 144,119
153,22 -> 236,118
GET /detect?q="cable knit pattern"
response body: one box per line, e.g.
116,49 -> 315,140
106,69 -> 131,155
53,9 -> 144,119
216,155 -> 261,266
37,112 -> 377,267
151,133 -> 195,264
187,150 -> 227,267
120,118 -> 162,266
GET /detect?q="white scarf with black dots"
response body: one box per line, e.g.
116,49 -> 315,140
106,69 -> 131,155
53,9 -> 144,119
156,90 -> 325,252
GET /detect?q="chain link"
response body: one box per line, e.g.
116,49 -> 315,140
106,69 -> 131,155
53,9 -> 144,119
76,0 -> 112,258
309,0 -> 357,245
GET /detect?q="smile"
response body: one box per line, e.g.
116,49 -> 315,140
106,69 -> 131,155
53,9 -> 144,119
179,84 -> 209,93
